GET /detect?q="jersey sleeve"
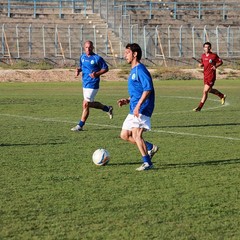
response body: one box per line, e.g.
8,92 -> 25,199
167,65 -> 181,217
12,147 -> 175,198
138,65 -> 153,91
98,56 -> 109,70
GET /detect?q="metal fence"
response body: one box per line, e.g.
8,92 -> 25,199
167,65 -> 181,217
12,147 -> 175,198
1,1 -> 240,66
1,23 -> 240,66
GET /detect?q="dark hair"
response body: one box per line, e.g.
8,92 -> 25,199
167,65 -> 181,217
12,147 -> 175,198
203,42 -> 211,48
126,43 -> 142,60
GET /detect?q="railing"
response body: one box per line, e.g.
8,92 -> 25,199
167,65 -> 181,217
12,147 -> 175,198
95,1 -> 240,30
1,1 -> 240,65
0,0 -> 88,18
1,24 -> 240,66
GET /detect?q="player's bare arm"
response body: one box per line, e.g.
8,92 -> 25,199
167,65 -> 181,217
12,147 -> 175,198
89,68 -> 108,78
134,90 -> 151,117
75,67 -> 82,77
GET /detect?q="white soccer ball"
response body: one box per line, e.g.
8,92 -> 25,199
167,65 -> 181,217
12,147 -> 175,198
92,149 -> 110,166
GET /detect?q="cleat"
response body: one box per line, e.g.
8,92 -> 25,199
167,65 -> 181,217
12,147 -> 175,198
221,95 -> 226,105
107,106 -> 113,119
71,125 -> 83,131
148,145 -> 159,159
136,162 -> 153,171
193,107 -> 201,112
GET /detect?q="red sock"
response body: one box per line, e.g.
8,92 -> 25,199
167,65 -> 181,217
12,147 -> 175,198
198,102 -> 204,109
218,93 -> 224,99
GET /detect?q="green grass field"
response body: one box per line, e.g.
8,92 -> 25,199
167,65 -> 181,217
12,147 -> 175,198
0,79 -> 240,239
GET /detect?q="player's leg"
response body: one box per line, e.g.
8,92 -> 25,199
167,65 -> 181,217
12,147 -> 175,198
132,127 -> 153,171
194,84 -> 211,111
71,88 -> 94,131
89,101 -> 113,119
209,88 -> 226,104
120,129 -> 135,144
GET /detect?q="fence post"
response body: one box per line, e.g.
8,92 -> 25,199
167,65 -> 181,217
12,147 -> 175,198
55,25 -> 58,57
34,0 -> 36,18
198,2 -> 201,19
68,25 -> 72,59
179,25 -> 182,57
106,0 -> 109,23
119,26 -> 123,58
105,25 -> 108,55
7,0 -> 11,18
93,25 -> 97,53
143,26 -> 147,58
1,25 -> 4,56
42,25 -> 46,58
149,1 -> 152,20
173,2 -> 177,19
216,26 -> 219,56
16,24 -> 20,58
80,25 -> 83,56
227,26 -> 231,57
222,3 -> 226,20
168,25 -> 171,57
29,25 -> 32,59
72,0 -> 75,14
154,25 -> 158,57
59,0 -> 62,18
192,26 -> 195,58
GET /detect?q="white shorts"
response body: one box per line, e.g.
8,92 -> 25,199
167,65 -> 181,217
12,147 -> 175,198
122,114 -> 151,131
83,88 -> 98,102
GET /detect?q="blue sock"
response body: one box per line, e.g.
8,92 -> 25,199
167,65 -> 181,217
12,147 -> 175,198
103,105 -> 109,112
145,141 -> 153,151
78,121 -> 85,127
142,155 -> 152,165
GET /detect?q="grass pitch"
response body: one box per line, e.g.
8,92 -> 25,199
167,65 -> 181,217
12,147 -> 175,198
0,79 -> 240,239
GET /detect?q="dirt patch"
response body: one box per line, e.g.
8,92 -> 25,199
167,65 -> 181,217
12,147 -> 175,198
0,68 -> 239,82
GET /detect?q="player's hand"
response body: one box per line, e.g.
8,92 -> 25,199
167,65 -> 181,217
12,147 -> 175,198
117,99 -> 129,107
89,72 -> 97,78
211,66 -> 216,70
75,68 -> 81,77
133,105 -> 140,117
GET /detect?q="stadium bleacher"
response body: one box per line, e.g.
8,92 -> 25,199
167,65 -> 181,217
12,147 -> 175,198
0,0 -> 240,66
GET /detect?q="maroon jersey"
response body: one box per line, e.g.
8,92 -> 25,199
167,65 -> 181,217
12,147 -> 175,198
201,52 -> 222,86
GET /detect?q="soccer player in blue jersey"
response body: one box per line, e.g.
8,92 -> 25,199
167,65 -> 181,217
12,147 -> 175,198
117,43 -> 158,171
71,40 -> 113,131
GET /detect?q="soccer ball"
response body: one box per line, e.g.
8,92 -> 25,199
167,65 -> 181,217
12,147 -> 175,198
92,149 -> 110,166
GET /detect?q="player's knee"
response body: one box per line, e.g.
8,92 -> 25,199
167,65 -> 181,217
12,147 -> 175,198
82,101 -> 89,109
120,132 -> 128,141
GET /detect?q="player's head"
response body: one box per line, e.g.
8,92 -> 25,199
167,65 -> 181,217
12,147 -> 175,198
84,41 -> 94,56
124,43 -> 142,63
203,42 -> 211,53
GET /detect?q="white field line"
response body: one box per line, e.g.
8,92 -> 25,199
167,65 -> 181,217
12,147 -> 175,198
153,96 -> 229,115
1,113 -> 239,142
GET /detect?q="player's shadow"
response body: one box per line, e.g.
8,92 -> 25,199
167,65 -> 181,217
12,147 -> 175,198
159,158 -> 240,169
109,159 -> 240,170
109,162 -> 140,166
159,122 -> 240,128
0,142 -> 65,147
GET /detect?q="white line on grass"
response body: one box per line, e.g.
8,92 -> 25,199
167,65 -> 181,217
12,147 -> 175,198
1,113 -> 239,141
153,96 -> 229,115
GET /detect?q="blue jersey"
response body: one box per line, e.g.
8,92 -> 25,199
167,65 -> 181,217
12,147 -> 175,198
128,63 -> 155,117
79,53 -> 108,89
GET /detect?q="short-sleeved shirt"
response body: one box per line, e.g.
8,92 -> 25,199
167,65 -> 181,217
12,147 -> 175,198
79,53 -> 108,89
201,52 -> 222,86
128,63 -> 155,117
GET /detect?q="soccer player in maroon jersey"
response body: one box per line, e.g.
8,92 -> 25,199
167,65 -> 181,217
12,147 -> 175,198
193,42 -> 226,112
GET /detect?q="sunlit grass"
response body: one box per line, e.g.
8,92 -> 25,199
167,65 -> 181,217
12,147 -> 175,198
0,80 -> 240,239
